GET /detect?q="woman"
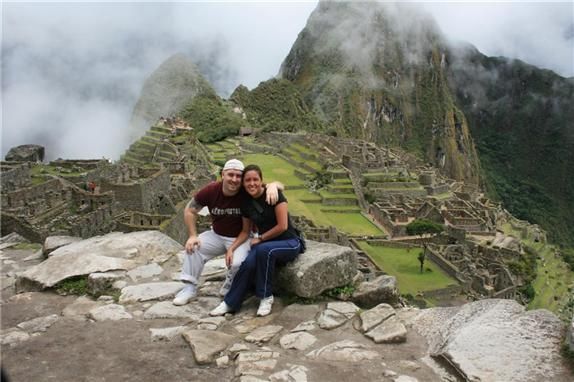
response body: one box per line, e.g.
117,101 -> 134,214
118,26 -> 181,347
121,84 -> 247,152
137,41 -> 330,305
210,164 -> 304,317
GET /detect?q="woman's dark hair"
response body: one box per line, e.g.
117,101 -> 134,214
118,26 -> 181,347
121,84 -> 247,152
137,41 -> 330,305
243,164 -> 263,181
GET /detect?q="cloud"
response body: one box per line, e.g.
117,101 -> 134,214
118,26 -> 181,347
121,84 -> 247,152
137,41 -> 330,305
1,2 -> 316,160
2,1 -> 571,161
422,1 -> 573,77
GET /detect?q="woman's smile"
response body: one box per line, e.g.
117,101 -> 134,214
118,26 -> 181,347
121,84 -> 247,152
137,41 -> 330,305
243,170 -> 264,198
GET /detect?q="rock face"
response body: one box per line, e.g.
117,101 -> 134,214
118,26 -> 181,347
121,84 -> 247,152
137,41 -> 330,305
412,299 -> 566,382
5,144 -> 45,162
276,241 -> 357,297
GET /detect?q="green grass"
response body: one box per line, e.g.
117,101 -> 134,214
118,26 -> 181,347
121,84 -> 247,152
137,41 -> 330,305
528,241 -> 573,315
356,241 -> 458,295
242,153 -> 306,186
501,223 -> 573,318
56,277 -> 88,295
30,164 -> 86,178
12,243 -> 42,250
319,190 -> 358,200
430,192 -> 454,200
290,142 -> 316,156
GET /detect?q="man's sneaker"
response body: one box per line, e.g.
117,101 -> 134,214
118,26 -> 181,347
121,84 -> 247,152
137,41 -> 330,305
256,295 -> 274,317
172,284 -> 197,306
210,301 -> 232,316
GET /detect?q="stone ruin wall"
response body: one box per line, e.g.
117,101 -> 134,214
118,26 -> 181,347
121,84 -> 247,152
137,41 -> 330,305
100,169 -> 171,214
2,178 -> 66,216
1,162 -> 32,192
68,204 -> 116,238
116,211 -> 172,233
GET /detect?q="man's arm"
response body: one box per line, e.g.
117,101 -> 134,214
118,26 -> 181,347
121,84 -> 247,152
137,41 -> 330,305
184,198 -> 203,252
265,181 -> 284,205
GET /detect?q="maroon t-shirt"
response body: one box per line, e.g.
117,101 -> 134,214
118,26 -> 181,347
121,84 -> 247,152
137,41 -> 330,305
194,181 -> 246,237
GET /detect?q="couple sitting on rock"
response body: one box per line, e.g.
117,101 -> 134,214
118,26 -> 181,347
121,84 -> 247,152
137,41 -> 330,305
173,159 -> 305,317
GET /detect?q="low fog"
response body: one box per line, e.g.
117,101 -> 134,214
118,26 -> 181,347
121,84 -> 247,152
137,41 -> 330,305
2,1 -> 572,161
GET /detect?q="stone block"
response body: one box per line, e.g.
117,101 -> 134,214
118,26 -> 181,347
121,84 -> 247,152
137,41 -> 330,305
276,241 -> 357,298
351,275 -> 399,308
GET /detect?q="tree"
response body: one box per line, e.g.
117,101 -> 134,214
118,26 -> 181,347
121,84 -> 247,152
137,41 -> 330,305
406,219 -> 444,273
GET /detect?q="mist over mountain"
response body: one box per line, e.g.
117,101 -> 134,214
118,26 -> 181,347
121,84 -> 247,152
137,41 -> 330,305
279,1 -> 481,184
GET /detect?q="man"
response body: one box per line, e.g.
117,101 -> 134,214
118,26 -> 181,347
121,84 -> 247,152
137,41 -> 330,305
173,159 -> 279,305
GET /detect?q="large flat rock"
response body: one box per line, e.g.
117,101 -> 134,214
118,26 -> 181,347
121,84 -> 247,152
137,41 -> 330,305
276,241 -> 357,298
47,231 -> 182,264
412,299 -> 566,382
15,252 -> 135,291
15,230 -> 182,292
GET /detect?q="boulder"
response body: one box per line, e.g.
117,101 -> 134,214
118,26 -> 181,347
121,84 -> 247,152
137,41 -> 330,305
364,316 -> 407,344
43,236 -> 82,257
412,299 -> 567,382
276,241 -> 357,298
5,144 -> 45,162
182,329 -> 235,365
352,275 -> 399,308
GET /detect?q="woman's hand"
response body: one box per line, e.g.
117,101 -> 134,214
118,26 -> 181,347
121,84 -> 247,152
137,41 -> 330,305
250,237 -> 263,246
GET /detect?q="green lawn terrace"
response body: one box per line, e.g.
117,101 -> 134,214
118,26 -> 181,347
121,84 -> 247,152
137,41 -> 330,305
279,141 -> 324,173
120,124 -> 181,167
362,171 -> 427,198
355,240 -> 459,298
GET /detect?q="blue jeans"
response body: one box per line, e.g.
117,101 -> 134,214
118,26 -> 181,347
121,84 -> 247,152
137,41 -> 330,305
224,238 -> 301,311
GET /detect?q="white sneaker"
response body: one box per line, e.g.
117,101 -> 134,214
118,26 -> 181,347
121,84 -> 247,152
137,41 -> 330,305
210,301 -> 232,316
257,295 -> 274,317
172,284 -> 197,306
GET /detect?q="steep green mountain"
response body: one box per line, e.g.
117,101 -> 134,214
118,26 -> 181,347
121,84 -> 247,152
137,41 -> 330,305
229,78 -> 324,132
128,53 -> 217,141
279,1 -> 480,185
446,44 -> 574,245
178,94 -> 244,143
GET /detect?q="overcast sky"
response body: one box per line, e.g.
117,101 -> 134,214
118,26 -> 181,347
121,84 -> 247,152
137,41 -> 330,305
2,0 -> 573,160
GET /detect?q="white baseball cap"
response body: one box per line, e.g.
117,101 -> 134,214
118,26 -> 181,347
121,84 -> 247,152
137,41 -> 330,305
222,159 -> 244,172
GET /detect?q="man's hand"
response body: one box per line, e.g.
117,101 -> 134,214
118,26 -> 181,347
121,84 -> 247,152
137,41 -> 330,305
185,236 -> 200,253
225,248 -> 234,268
266,182 -> 280,205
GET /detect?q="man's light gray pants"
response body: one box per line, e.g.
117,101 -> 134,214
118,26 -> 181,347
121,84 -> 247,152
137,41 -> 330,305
180,229 -> 250,288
